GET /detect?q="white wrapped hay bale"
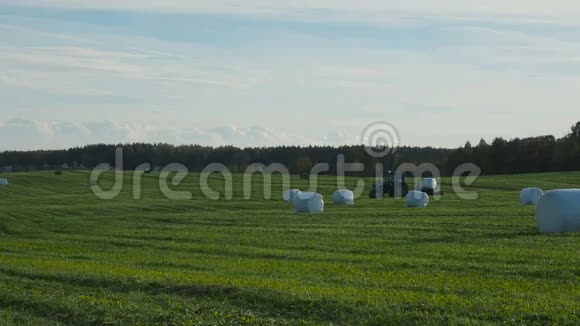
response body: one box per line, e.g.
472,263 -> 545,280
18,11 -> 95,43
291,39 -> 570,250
0,178 -> 8,186
520,187 -> 543,206
536,189 -> 580,233
293,192 -> 324,213
333,189 -> 354,205
406,190 -> 429,208
283,189 -> 301,203
420,178 -> 437,191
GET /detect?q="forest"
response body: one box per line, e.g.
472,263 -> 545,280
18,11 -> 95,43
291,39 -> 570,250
1,122 -> 579,176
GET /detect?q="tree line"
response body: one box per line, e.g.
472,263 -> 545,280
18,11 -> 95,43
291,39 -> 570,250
1,122 -> 579,176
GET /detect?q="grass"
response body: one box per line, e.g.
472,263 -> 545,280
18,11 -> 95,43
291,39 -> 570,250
0,170 -> 578,325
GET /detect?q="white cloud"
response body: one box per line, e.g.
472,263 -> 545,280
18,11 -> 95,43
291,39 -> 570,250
0,119 -> 336,150
1,2 -> 579,149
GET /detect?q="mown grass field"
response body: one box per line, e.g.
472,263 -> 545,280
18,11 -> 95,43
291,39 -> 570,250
0,170 -> 578,325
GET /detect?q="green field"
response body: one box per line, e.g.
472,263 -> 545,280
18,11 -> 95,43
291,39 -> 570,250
0,171 -> 578,325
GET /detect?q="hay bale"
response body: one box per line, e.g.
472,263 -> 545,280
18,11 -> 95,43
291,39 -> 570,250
520,187 -> 543,206
0,178 -> 8,186
420,178 -> 438,191
333,189 -> 354,205
283,189 -> 301,203
406,190 -> 429,208
293,192 -> 324,213
536,189 -> 580,233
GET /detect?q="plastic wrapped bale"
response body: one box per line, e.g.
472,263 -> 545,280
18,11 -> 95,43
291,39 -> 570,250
333,189 -> 354,205
420,178 -> 437,191
419,178 -> 441,195
520,187 -> 543,206
0,178 -> 8,186
535,189 -> 580,233
293,192 -> 324,213
406,190 -> 429,208
283,189 -> 301,203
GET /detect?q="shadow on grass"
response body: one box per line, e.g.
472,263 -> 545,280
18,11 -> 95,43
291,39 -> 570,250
0,265 -> 368,324
0,265 -> 569,324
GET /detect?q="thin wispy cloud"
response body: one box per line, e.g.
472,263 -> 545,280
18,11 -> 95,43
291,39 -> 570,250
1,1 -> 579,149
6,0 -> 580,22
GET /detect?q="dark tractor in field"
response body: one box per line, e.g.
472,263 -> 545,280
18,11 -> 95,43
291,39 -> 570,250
369,171 -> 409,198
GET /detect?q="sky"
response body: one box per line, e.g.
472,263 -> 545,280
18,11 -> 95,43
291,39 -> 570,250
1,1 -> 580,150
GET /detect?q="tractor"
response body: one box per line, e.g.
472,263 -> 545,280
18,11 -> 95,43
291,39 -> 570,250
369,171 -> 409,198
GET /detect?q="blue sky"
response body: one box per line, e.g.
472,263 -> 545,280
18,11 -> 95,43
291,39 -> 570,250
1,1 -> 580,150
